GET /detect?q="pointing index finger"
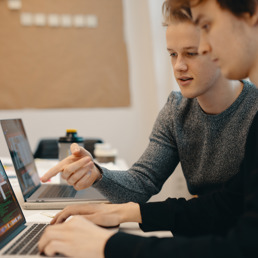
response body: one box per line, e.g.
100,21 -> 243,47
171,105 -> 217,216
40,159 -> 67,182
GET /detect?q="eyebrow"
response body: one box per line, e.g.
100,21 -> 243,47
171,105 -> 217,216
167,46 -> 198,52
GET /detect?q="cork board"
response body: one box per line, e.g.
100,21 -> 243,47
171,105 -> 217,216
0,0 -> 130,109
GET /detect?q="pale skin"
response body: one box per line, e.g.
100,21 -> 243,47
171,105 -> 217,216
38,216 -> 114,258
50,202 -> 142,226
41,144 -> 102,191
41,21 -> 243,189
38,202 -> 141,257
190,0 -> 258,86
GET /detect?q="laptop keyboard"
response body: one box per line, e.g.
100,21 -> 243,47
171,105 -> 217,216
38,185 -> 77,199
3,223 -> 48,255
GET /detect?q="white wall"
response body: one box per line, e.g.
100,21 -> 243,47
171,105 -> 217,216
0,0 -> 191,200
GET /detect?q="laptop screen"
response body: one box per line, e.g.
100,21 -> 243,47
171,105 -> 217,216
0,160 -> 25,247
1,119 -> 40,199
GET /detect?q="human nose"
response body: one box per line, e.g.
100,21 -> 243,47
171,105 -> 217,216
173,56 -> 187,72
198,32 -> 211,55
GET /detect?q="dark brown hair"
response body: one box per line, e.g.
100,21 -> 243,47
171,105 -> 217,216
167,0 -> 258,18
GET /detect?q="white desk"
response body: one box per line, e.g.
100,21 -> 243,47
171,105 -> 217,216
5,158 -> 172,238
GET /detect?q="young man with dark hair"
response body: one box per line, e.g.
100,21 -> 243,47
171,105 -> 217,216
168,0 -> 258,85
38,2 -> 258,257
40,3 -> 258,204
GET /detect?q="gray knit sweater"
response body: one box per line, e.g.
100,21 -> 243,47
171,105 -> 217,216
94,81 -> 258,203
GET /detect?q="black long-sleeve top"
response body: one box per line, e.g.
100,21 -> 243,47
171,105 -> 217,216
105,112 -> 258,258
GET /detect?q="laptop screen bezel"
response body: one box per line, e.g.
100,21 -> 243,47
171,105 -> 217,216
0,119 -> 41,201
0,160 -> 26,249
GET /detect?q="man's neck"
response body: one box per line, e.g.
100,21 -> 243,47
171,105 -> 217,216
249,58 -> 258,87
197,78 -> 243,115
248,28 -> 258,87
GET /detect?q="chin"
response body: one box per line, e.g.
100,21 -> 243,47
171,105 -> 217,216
180,91 -> 198,99
221,64 -> 248,81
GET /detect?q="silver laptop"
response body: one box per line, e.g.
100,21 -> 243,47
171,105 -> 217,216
0,160 -> 65,257
0,119 -> 107,210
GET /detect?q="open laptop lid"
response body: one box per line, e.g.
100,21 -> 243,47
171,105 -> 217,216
0,119 -> 41,200
0,160 -> 26,249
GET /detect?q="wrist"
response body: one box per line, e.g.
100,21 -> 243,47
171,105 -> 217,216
101,230 -> 116,258
93,163 -> 103,183
120,202 -> 142,223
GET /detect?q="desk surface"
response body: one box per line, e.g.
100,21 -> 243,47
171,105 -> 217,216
4,157 -> 172,238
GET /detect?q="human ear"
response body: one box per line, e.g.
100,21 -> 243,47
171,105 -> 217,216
242,5 -> 258,26
252,5 -> 258,26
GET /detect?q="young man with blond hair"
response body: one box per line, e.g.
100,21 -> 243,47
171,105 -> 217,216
38,2 -> 258,257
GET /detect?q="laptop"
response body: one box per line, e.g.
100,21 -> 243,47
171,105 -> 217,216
0,160 -> 64,257
0,119 -> 107,210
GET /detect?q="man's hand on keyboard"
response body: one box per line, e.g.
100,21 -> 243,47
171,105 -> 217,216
40,143 -> 102,190
38,216 -> 115,258
50,202 -> 142,227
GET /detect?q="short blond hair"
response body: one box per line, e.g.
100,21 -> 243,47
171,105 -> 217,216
162,0 -> 192,26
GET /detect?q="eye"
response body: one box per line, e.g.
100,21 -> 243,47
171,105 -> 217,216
201,23 -> 210,32
187,52 -> 198,57
169,52 -> 177,58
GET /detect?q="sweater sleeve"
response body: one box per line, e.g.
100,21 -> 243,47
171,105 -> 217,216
93,94 -> 180,203
105,232 -> 242,258
104,113 -> 258,258
139,172 -> 243,237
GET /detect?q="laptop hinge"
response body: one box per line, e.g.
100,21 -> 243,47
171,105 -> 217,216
24,184 -> 41,200
0,224 -> 26,249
